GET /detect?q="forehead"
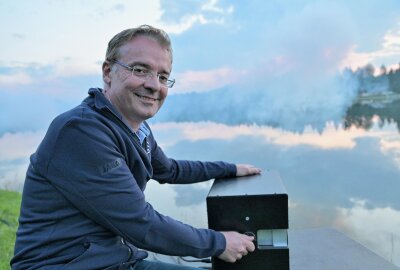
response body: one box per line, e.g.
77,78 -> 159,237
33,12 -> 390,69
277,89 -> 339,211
118,36 -> 172,72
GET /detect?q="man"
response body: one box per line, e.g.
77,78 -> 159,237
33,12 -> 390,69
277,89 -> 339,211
11,25 -> 260,270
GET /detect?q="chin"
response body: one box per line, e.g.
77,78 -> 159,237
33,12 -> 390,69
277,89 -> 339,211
142,111 -> 157,120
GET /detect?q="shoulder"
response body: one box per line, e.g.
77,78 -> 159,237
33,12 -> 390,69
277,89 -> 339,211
37,104 -> 121,159
49,103 -> 116,136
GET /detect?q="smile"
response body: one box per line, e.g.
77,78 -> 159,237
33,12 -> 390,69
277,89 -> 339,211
135,93 -> 160,102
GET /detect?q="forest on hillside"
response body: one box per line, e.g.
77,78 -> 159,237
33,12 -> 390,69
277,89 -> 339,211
345,63 -> 400,93
344,63 -> 400,131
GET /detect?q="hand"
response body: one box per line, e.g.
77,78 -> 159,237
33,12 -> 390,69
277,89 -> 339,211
218,231 -> 255,263
236,164 -> 262,177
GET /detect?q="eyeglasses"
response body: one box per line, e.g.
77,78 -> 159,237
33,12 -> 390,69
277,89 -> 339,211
111,60 -> 175,88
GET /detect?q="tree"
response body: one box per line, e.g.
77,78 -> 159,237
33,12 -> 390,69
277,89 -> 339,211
380,64 -> 387,75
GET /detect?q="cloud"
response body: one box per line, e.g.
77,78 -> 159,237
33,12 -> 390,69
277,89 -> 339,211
150,119 -> 399,151
0,130 -> 45,191
336,198 -> 400,266
111,3 -> 125,13
52,59 -> 100,77
171,67 -> 246,94
0,72 -> 33,86
0,0 -> 163,66
167,0 -> 400,73
0,67 -> 100,135
201,0 -> 234,14
0,163 -> 29,191
0,60 -> 101,90
145,180 -> 211,228
160,0 -> 233,27
380,134 -> 400,168
341,24 -> 400,71
11,33 -> 25,40
160,0 -> 235,35
0,131 -> 44,161
162,14 -> 211,35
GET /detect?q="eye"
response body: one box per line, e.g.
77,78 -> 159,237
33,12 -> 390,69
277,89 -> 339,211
158,75 -> 169,83
133,66 -> 149,76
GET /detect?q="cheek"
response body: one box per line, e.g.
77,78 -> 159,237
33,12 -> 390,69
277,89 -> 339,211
160,87 -> 168,99
116,70 -> 131,82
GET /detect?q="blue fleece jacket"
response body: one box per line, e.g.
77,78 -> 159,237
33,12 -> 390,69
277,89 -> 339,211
11,88 -> 236,270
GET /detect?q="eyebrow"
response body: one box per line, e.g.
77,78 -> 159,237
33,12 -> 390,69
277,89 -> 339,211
129,61 -> 170,75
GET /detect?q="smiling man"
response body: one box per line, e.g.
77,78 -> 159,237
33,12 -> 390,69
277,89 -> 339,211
11,25 -> 260,270
103,33 -> 171,130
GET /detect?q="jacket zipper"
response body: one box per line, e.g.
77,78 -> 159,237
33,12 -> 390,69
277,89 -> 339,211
120,237 -> 133,261
101,108 -> 149,158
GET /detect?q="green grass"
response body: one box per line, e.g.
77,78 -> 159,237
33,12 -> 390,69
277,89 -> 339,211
0,189 -> 21,270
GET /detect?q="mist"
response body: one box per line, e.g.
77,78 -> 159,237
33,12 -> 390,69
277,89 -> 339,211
155,63 -> 360,133
153,0 -> 400,132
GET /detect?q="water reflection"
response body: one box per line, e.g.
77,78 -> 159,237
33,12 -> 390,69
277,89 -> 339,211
1,98 -> 400,266
336,199 -> 400,265
145,117 -> 400,266
345,99 -> 400,132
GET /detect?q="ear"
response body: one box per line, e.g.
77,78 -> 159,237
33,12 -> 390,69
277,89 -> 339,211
102,61 -> 112,86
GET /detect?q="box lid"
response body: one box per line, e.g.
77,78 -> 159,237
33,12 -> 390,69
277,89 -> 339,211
207,170 -> 287,197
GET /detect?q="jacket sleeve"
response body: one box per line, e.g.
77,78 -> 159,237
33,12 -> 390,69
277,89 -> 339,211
44,117 -> 226,258
149,132 -> 237,184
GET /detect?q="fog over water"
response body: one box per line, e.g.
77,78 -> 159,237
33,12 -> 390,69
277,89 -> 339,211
156,70 -> 358,132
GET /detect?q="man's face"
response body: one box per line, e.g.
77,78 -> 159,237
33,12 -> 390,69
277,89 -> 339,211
103,36 -> 172,130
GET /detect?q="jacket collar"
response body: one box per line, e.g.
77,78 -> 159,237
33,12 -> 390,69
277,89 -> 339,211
87,88 -> 150,138
88,88 -> 123,120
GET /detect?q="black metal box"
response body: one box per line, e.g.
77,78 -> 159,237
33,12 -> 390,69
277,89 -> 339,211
206,170 -> 289,270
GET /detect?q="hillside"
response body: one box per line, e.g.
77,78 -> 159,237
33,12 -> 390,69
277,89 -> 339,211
0,189 -> 21,270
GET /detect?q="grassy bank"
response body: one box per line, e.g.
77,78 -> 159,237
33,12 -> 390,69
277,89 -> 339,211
0,189 -> 21,270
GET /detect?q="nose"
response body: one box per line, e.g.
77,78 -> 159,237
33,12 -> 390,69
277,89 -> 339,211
143,74 -> 162,92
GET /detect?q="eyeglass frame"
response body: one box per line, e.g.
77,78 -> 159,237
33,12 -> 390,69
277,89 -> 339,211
109,59 -> 175,88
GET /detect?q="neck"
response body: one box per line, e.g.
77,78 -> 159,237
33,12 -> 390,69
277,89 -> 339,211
103,88 -> 142,132
129,121 -> 141,132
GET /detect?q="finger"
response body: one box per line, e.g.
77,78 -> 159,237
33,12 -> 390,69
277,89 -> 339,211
244,234 -> 255,241
226,257 -> 235,263
245,240 -> 256,252
239,234 -> 255,252
240,233 -> 255,243
249,166 -> 262,174
236,164 -> 262,176
238,246 -> 248,255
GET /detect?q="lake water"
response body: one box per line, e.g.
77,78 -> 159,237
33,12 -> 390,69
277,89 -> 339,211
145,100 -> 400,267
1,98 -> 399,266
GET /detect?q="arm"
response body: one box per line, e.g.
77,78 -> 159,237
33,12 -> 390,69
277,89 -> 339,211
45,118 -> 225,258
148,131 -> 261,184
149,134 -> 237,184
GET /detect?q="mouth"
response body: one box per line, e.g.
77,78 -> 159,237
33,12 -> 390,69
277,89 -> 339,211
134,93 -> 160,102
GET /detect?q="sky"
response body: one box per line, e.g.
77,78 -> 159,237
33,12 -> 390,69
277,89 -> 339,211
1,0 -> 400,135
